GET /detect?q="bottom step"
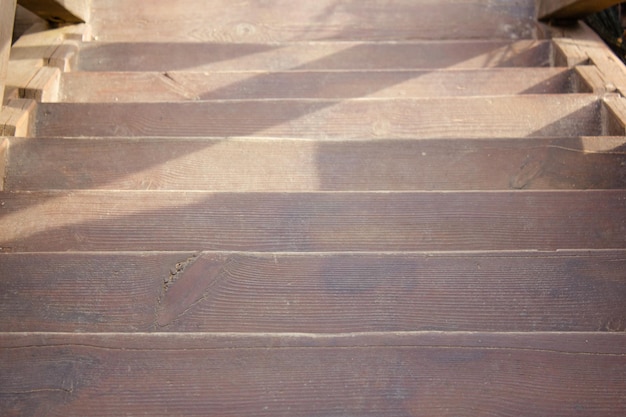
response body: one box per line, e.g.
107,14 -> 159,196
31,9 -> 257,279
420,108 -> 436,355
1,332 -> 625,417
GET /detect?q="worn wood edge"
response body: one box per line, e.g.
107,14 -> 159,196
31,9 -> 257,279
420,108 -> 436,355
538,0 -> 622,21
574,65 -> 614,93
22,66 -> 60,101
6,24 -> 87,106
0,98 -> 37,136
552,23 -> 626,97
602,95 -> 626,135
1,331 -> 625,354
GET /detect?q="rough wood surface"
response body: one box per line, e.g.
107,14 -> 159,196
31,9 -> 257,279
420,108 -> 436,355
1,332 -> 625,417
89,0 -> 538,42
538,0 -> 622,20
76,41 -> 552,72
0,191 -> 624,252
5,136 -> 626,191
0,0 -> 16,106
0,251 -> 624,332
34,95 -> 604,138
59,68 -> 582,102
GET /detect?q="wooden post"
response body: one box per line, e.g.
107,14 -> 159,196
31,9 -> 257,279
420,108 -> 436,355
538,0 -> 623,20
16,0 -> 88,24
1,0 -> 17,107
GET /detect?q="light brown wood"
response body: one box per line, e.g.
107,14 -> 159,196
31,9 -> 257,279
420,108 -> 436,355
0,98 -> 36,136
5,24 -> 87,108
76,40 -> 553,72
59,68 -> 583,102
5,136 -> 626,191
1,332 -> 625,417
552,23 -> 626,96
89,0 -> 538,42
0,191 -> 624,252
0,0 -> 16,106
538,0 -> 622,20
33,95 -> 605,138
1,251 -> 624,332
16,0 -> 88,23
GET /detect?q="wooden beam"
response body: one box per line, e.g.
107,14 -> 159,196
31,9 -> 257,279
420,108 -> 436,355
538,0 -> 623,20
16,0 -> 88,24
0,0 -> 16,107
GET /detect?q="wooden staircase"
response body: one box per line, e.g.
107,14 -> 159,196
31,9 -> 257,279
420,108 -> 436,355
1,0 -> 626,415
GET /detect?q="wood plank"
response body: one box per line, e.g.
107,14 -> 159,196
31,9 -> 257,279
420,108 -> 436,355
538,0 -> 622,20
554,23 -> 626,98
33,95 -> 604,138
1,332 -> 625,416
0,98 -> 36,136
1,251 -> 624,332
76,40 -> 552,72
16,0 -> 87,24
0,0 -> 16,106
0,191 -> 624,252
5,137 -> 626,191
89,0 -> 538,42
59,68 -> 582,102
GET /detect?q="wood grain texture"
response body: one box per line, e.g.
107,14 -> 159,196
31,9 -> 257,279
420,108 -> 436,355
33,95 -> 603,138
16,0 -> 87,23
1,251 -> 624,332
1,332 -> 625,417
59,68 -> 582,102
0,191 -> 624,252
538,0 -> 622,20
0,0 -> 16,106
89,0 -> 538,42
5,137 -> 626,191
76,40 -> 552,72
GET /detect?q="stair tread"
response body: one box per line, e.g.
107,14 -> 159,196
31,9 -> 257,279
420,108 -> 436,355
2,250 -> 624,332
34,95 -> 604,138
89,0 -> 537,42
2,332 -> 624,417
60,68 -> 581,102
76,40 -> 552,72
1,190 -> 624,252
6,136 -> 626,191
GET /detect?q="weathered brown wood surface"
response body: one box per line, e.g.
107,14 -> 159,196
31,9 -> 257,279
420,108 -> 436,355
34,95 -> 606,138
1,333 -> 625,417
89,0 -> 538,42
5,136 -> 626,191
538,0 -> 622,20
76,40 -> 552,72
1,191 -> 624,252
60,68 -> 584,102
3,0 -> 626,415
1,251 -> 624,332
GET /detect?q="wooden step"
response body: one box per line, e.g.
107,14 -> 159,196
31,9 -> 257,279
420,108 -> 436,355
59,68 -> 585,102
0,191 -> 624,252
76,40 -> 552,72
2,332 -> 625,417
1,251 -> 624,332
33,95 -> 606,138
5,137 -> 626,191
89,0 -> 538,42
